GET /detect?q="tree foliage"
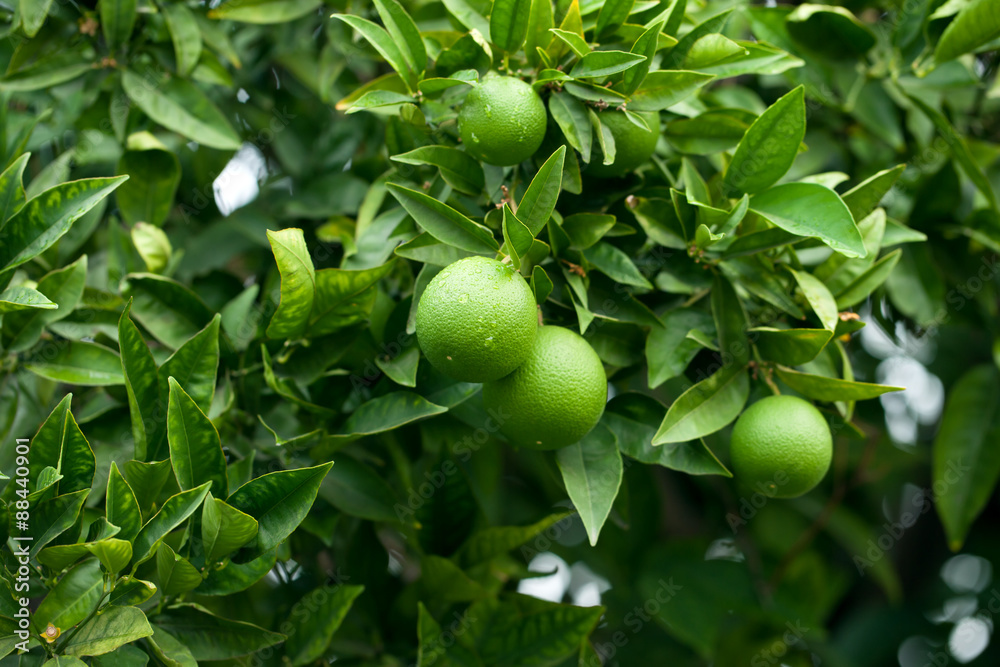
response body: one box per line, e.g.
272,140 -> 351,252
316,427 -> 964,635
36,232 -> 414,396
0,0 -> 998,664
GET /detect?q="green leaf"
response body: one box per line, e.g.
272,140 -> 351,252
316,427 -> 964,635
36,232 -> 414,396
421,555 -> 488,601
201,494 -> 259,562
22,490 -> 87,556
774,365 -> 904,401
308,261 -> 396,337
561,213 -> 615,250
392,146 -> 485,195
752,327 -> 833,366
502,205 -> 533,270
570,51 -> 646,79
131,482 -> 212,566
841,164 -> 905,222
0,177 -> 127,274
3,254 -> 87,352
160,314 -> 221,413
61,606 -> 153,657
332,14 -> 414,89
724,86 -> 805,195
596,0 -> 635,39
0,52 -> 94,91
101,0 -> 138,50
228,462 -> 333,561
373,0 -> 426,76
396,233 -> 473,266
906,94 -> 997,210
12,394 -> 94,498
266,227 -> 315,339
584,242 -> 652,288
162,3 -> 202,76
531,265 -> 553,304
120,70 -> 241,150
0,285 -> 54,313
153,604 -> 285,660
167,378 -> 228,497
786,4 -> 875,59
285,585 -> 365,666
653,365 -> 749,444
123,459 -> 174,517
318,456 -> 400,522
663,8 -> 733,67
387,183 -> 499,254
0,152 -> 28,223
25,341 -> 124,386
490,0 -> 531,53
106,462 -> 141,543
664,110 -> 751,155
91,644 -> 150,667
622,21 -> 663,95
86,539 -> 132,575
751,183 -> 866,258
711,273 -> 750,366
456,512 -> 574,567
156,543 -> 202,595
550,28 -> 590,59
121,274 -> 215,349
934,0 -> 1000,64
548,92 -> 592,163
116,150 -> 181,227
525,0 -> 555,65
35,559 -> 103,631
209,0 -> 321,23
789,269 -> 839,331
556,424 -> 622,546
833,248 -> 903,308
628,70 -> 715,112
146,627 -> 197,667
462,594 -> 604,665
517,146 -> 565,235
604,393 -> 730,475
20,0 -> 55,36
118,301 -> 165,461
131,223 -> 172,273
933,365 -> 1000,551
646,308 -> 715,388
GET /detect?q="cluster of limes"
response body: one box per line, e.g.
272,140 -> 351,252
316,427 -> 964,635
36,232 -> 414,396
415,256 -> 607,450
457,74 -> 660,175
421,73 -> 834,495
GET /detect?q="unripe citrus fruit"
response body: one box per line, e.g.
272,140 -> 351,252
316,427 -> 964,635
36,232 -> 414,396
416,256 -> 538,383
482,326 -> 607,450
729,395 -> 833,499
586,110 -> 660,178
458,75 -> 547,166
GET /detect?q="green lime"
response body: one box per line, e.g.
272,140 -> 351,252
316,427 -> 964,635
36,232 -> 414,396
415,256 -> 538,383
586,110 -> 660,178
458,75 -> 547,166
482,326 -> 607,450
729,395 -> 833,499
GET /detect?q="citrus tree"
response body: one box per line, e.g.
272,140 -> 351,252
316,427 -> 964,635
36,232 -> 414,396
1,0 -> 999,664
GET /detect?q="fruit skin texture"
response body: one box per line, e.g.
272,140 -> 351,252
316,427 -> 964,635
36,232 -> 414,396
458,75 -> 547,167
416,256 -> 538,383
586,110 -> 661,178
729,395 -> 833,499
482,326 -> 607,450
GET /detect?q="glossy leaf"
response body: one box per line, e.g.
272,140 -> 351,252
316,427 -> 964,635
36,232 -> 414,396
3,254 -> 87,352
548,92 -> 592,163
35,559 -> 103,630
373,0 -> 426,76
570,50 -> 646,79
308,262 -> 396,337
118,302 -> 165,461
25,339 -> 122,386
209,0 -> 321,23
62,606 -> 153,657
934,0 -> 1000,64
456,512 -> 574,567
653,365 -> 749,444
131,483 -> 212,566
786,5 -> 875,59
933,365 -> 1000,551
162,3 -> 202,76
724,86 -> 805,195
153,604 -> 285,660
201,494 -> 259,562
160,314 -> 221,412
266,228 -> 315,339
228,462 -> 333,561
490,0 -> 531,53
629,70 -> 715,112
167,378 -> 228,497
115,150 -> 181,227
121,70 -> 241,150
107,462 -> 141,543
157,543 -> 203,595
517,146 -> 565,235
556,424 -> 622,546
387,183 -> 498,253
774,365 -> 904,401
0,177 -> 127,274
122,274 -> 215,349
391,146 -> 484,195
751,183 -> 866,258
285,585 -> 365,666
